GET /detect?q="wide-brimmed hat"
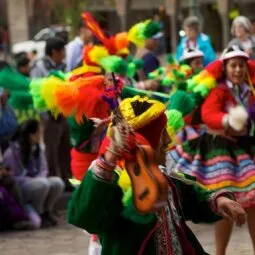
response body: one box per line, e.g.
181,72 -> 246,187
181,48 -> 204,61
220,45 -> 249,61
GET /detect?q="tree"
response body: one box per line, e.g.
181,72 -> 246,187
47,0 -> 92,37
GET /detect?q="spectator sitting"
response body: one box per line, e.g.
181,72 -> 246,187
3,119 -> 65,228
30,37 -> 66,77
0,162 -> 40,230
65,20 -> 93,71
176,16 -> 216,66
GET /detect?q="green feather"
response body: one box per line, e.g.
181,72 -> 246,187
29,79 -> 46,110
9,91 -> 33,110
0,66 -> 30,91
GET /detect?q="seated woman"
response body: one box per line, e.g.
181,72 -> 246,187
3,119 -> 65,228
0,162 -> 40,231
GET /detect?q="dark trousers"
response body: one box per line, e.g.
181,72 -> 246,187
42,115 -> 71,182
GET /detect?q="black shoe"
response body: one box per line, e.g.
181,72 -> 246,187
40,215 -> 52,229
64,181 -> 75,192
43,211 -> 58,226
12,220 -> 35,230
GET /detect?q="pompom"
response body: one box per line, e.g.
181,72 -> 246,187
193,84 -> 209,97
115,32 -> 129,50
167,54 -> 176,65
161,77 -> 174,87
176,81 -> 187,91
127,62 -> 136,78
168,90 -> 195,116
88,46 -> 109,64
205,60 -> 223,79
133,59 -> 144,69
128,22 -> 146,47
99,56 -> 127,74
143,20 -> 161,38
228,106 -> 248,131
166,109 -> 185,132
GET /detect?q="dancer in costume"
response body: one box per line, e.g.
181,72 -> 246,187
180,48 -> 204,75
175,49 -> 206,144
68,95 -> 245,255
168,45 -> 255,255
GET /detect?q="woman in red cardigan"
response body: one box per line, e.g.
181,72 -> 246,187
168,45 -> 255,255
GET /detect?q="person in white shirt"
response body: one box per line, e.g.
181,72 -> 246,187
65,21 -> 93,71
228,16 -> 255,60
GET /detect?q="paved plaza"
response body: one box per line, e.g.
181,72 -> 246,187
1,213 -> 253,255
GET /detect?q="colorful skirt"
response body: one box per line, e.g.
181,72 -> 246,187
168,133 -> 255,208
175,125 -> 205,144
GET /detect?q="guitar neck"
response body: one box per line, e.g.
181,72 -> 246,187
112,106 -> 123,124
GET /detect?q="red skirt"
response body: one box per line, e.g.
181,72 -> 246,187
71,148 -> 98,181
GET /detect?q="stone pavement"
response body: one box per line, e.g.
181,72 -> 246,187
1,214 -> 253,255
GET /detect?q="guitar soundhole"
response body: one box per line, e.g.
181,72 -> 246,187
139,188 -> 149,201
133,163 -> 140,176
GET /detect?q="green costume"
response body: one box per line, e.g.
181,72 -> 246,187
68,168 -> 226,255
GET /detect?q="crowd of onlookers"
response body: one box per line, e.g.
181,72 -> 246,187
0,20 -> 95,232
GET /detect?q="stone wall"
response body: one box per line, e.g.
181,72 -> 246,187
7,0 -> 29,44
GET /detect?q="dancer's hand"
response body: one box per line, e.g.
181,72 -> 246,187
216,197 -> 246,227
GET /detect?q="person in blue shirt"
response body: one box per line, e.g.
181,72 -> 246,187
135,32 -> 162,81
65,21 -> 93,72
176,16 -> 216,66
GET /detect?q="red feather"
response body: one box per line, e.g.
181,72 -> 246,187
82,12 -> 117,54
82,12 -> 107,44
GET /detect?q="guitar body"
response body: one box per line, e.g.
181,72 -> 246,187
125,145 -> 169,213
